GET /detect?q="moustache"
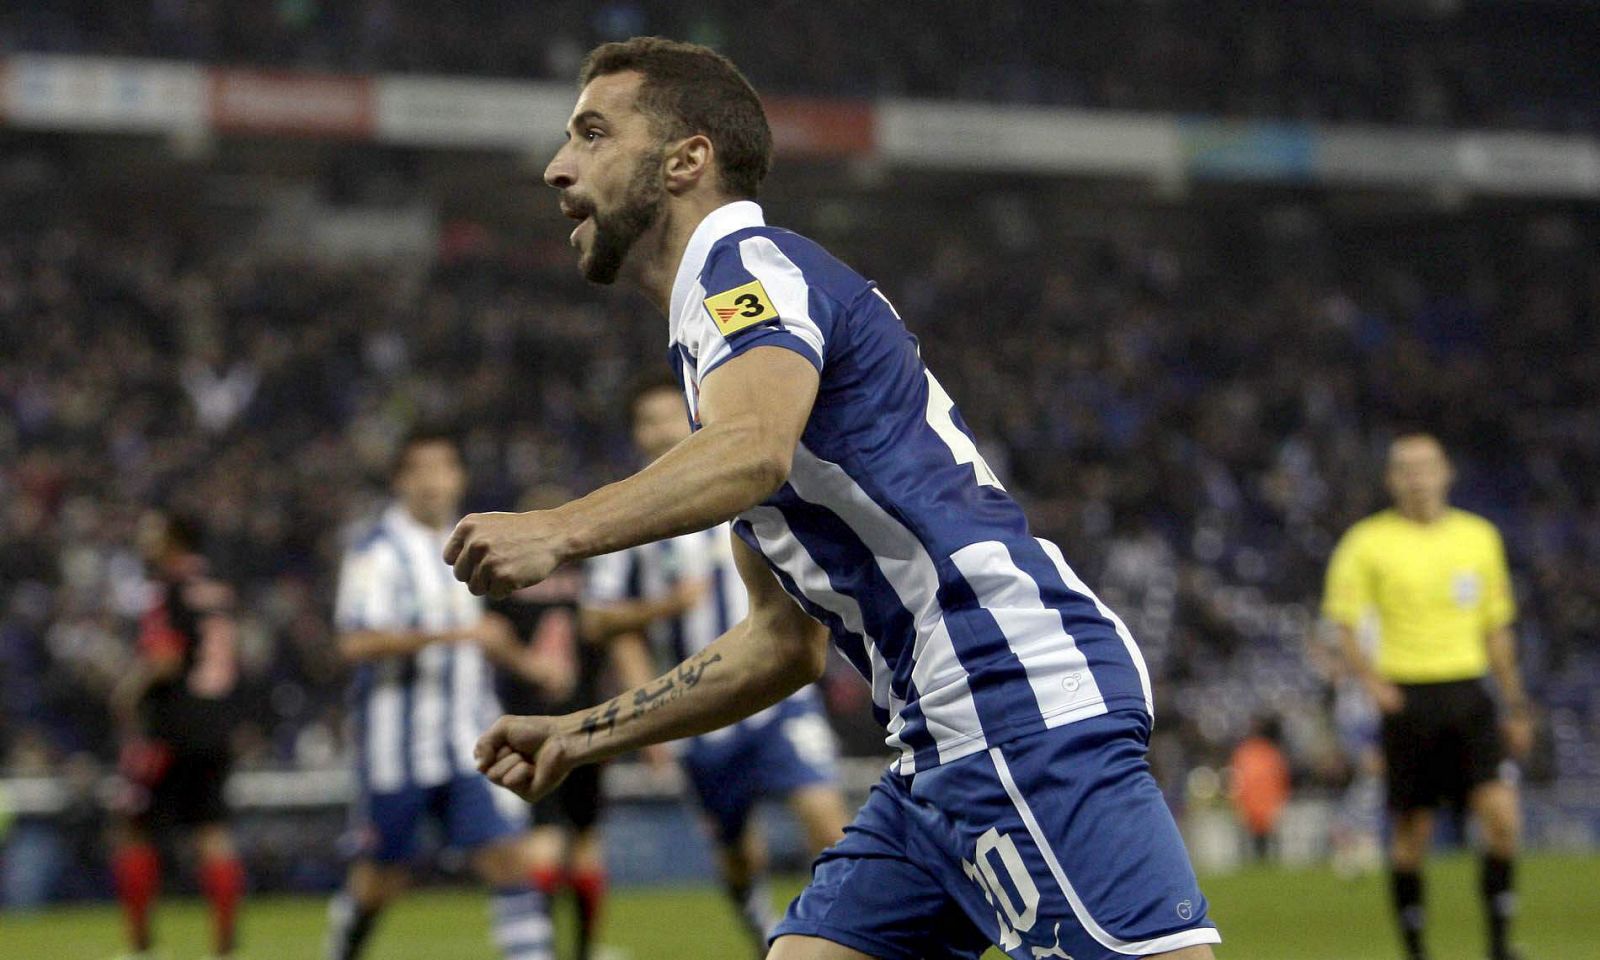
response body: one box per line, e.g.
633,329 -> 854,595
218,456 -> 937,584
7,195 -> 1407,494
560,196 -> 596,221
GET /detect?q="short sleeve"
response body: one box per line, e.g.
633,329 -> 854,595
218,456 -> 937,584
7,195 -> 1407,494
690,234 -> 835,380
1322,527 -> 1373,628
584,549 -> 641,605
1481,525 -> 1517,630
334,542 -> 404,631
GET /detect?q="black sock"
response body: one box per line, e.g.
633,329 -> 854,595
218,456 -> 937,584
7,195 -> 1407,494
1482,854 -> 1515,959
574,891 -> 594,960
1390,869 -> 1426,960
326,893 -> 382,960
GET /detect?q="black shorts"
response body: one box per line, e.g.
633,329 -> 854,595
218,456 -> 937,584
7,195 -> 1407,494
1381,678 -> 1504,812
140,750 -> 232,829
533,762 -> 603,833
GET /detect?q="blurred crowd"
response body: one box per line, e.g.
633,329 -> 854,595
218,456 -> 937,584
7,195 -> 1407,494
3,1 -> 1599,132
3,156 -> 1598,807
877,197 -> 1600,799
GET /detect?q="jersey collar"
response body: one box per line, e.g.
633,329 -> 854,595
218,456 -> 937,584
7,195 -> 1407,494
668,200 -> 765,343
384,501 -> 448,540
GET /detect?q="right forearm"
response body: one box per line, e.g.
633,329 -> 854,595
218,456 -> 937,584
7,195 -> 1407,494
340,629 -> 459,662
477,533 -> 830,805
556,620 -> 817,766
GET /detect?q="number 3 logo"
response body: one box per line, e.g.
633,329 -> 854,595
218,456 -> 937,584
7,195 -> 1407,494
962,828 -> 1041,951
734,292 -> 765,317
703,280 -> 775,334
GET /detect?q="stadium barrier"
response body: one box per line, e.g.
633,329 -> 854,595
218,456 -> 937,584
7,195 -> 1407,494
0,757 -> 882,817
2,54 -> 1597,196
4,762 -> 1590,864
2,761 -> 1595,904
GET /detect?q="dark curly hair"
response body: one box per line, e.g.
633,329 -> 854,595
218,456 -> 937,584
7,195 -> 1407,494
580,36 -> 773,199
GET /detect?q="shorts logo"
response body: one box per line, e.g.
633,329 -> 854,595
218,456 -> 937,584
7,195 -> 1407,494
1030,922 -> 1073,959
1176,900 -> 1194,921
704,279 -> 776,336
1453,571 -> 1482,607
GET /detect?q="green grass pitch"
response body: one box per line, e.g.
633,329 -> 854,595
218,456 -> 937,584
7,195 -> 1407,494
4,852 -> 1596,959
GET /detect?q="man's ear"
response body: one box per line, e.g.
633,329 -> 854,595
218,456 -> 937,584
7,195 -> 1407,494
663,134 -> 714,195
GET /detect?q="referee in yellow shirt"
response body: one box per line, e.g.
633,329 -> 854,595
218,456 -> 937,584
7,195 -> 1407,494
1323,434 -> 1533,960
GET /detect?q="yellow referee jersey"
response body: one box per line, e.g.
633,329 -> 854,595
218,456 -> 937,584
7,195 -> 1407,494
1323,508 -> 1516,683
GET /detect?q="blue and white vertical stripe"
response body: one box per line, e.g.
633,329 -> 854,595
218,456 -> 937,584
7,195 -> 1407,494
670,201 -> 1154,774
735,446 -> 1152,774
335,503 -> 500,792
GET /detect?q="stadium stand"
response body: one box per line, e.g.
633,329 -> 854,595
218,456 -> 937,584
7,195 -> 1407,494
3,159 -> 1595,783
1,1 -> 1598,130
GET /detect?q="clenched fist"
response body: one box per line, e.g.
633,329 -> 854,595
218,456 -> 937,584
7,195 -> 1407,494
475,714 -> 577,803
444,510 -> 567,598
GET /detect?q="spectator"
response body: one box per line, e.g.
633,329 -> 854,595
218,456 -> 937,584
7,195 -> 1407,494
1230,715 -> 1292,862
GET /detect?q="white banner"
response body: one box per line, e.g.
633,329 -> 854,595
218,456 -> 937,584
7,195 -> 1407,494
1,55 -> 204,133
3,55 -> 1599,199
877,99 -> 1181,179
1316,127 -> 1458,187
375,75 -> 573,149
1457,132 -> 1600,196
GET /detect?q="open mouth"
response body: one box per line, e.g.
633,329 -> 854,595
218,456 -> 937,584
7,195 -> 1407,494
570,216 -> 592,246
560,199 -> 594,246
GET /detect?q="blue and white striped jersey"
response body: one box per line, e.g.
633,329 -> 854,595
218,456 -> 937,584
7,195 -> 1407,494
334,503 -> 501,792
668,201 -> 1153,775
585,523 -> 819,743
585,524 -> 747,665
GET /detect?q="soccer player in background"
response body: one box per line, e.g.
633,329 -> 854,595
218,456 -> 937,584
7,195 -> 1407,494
448,38 -> 1218,960
1323,433 -> 1532,960
109,510 -> 246,960
583,374 -> 850,955
486,499 -> 613,960
323,429 -> 552,960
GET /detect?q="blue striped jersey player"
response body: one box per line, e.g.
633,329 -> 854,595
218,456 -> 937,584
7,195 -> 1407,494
453,38 -> 1219,960
585,525 -> 842,807
326,430 -> 552,960
585,372 -> 851,952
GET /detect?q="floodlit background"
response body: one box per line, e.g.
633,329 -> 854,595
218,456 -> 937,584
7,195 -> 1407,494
1,2 -> 1597,957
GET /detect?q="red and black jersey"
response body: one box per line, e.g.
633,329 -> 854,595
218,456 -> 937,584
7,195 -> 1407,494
137,561 -> 240,755
488,563 -> 602,717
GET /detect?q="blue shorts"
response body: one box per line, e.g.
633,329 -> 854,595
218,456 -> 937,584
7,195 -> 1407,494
352,774 -> 522,864
773,709 -> 1220,960
680,697 -> 839,846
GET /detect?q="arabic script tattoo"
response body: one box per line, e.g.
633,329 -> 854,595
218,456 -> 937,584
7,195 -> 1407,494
577,699 -> 621,744
576,652 -> 725,744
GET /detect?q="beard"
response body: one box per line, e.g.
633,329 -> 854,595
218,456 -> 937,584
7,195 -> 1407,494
580,148 -> 665,285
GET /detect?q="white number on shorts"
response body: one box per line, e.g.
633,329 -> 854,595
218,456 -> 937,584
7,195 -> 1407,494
961,828 -> 1040,951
